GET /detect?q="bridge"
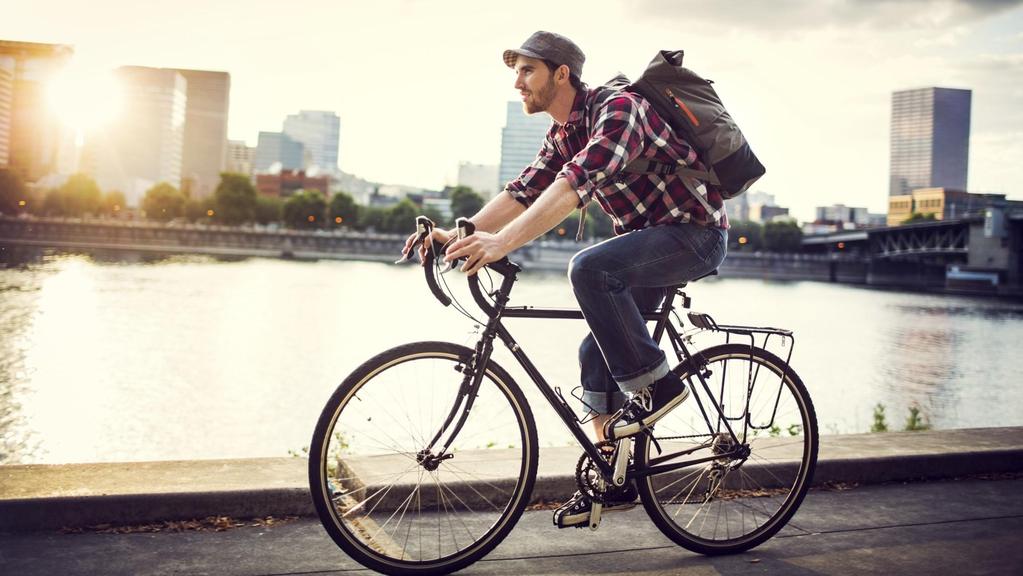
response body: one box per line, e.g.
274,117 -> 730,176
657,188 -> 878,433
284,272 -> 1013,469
802,220 -> 970,259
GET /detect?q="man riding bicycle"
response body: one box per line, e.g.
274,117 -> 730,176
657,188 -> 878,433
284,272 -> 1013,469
403,30 -> 728,528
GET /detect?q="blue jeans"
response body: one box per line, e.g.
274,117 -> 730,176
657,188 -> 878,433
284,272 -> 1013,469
568,222 -> 727,415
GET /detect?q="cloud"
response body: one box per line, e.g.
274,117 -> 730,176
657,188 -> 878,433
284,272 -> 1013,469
633,0 -> 1023,31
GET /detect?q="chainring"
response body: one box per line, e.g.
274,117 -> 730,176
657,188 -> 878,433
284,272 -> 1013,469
574,440 -> 616,501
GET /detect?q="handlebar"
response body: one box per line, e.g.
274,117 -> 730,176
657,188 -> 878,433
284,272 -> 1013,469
397,216 -> 520,314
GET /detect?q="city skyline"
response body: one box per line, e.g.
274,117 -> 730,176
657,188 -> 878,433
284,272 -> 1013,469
2,0 -> 1022,222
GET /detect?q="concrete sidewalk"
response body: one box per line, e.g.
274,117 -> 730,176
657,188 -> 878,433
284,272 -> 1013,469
1,476 -> 1022,575
1,427 -> 1022,531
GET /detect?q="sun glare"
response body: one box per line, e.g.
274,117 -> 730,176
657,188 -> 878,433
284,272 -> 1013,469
47,64 -> 122,133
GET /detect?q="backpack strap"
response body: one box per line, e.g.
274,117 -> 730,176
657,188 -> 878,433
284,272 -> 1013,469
622,158 -> 720,185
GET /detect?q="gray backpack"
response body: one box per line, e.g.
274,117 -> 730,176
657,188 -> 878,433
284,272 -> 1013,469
623,50 -> 765,199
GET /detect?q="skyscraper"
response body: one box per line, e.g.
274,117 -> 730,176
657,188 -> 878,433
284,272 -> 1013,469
889,87 -> 971,196
226,139 -> 255,176
283,110 -> 340,173
173,69 -> 230,198
0,40 -> 74,183
0,56 -> 12,168
254,131 -> 304,173
86,66 -> 187,207
498,101 -> 551,192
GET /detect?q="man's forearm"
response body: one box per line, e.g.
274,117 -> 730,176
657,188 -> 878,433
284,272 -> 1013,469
495,178 -> 580,253
469,191 -> 526,233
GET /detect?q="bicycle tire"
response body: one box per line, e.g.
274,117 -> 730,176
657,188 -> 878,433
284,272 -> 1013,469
634,343 -> 818,555
309,341 -> 539,575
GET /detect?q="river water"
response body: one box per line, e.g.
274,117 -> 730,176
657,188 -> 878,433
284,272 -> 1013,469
2,251 -> 1022,465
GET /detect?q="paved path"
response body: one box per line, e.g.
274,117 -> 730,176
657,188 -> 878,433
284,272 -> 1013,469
2,477 -> 1021,575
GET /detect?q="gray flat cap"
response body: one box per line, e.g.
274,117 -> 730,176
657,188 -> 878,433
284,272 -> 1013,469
503,31 -> 585,79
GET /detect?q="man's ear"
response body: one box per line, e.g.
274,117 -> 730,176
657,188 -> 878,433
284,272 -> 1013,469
558,64 -> 569,83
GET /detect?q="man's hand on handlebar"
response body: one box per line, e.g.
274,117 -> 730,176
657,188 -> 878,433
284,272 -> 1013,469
401,227 -> 454,266
444,231 -> 510,276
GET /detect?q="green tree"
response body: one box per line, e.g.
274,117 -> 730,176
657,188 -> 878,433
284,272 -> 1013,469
728,220 -> 763,251
357,206 -> 387,232
383,198 -> 420,233
762,221 -> 803,253
184,197 -> 217,222
254,196 -> 283,225
0,169 -> 28,215
449,186 -> 485,223
904,212 -> 937,224
141,182 -> 186,222
42,174 -> 102,217
213,173 -> 258,225
327,191 -> 360,227
100,190 -> 126,218
282,189 -> 327,229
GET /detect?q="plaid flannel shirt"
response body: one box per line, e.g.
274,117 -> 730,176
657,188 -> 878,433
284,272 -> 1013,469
504,85 -> 729,233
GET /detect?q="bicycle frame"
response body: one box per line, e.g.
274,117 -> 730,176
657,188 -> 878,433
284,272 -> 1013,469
420,255 -> 765,484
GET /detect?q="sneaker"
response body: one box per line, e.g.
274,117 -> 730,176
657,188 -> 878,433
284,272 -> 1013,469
606,374 -> 690,439
553,484 -> 639,529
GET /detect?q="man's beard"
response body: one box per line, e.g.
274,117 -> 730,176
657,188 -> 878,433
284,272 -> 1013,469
523,76 -> 556,114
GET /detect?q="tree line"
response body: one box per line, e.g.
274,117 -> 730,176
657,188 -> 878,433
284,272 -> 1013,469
1,168 -> 803,249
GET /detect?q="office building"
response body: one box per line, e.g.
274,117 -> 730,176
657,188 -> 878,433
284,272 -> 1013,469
0,56 -> 12,167
0,40 -> 74,182
457,162 -> 499,198
256,169 -> 329,198
254,131 -> 304,173
87,66 -> 187,207
226,139 -> 255,177
889,87 -> 971,197
816,204 -> 870,227
173,69 -> 230,198
498,101 -> 551,191
886,188 -> 1005,226
283,110 -> 340,173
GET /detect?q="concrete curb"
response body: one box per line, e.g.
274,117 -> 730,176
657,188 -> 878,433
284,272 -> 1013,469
2,427 -> 1022,532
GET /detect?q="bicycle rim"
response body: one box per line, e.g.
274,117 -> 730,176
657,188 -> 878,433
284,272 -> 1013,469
635,343 -> 818,554
309,342 -> 537,575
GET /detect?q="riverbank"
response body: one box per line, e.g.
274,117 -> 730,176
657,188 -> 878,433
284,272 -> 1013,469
4,215 -> 1020,297
2,427 -> 1021,531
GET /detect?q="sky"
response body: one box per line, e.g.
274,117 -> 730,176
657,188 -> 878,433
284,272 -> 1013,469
3,0 -> 1022,222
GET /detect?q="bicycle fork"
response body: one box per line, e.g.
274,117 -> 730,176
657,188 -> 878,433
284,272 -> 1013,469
419,332 -> 498,467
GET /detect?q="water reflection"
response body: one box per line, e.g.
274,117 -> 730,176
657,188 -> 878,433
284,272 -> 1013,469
0,251 -> 1021,464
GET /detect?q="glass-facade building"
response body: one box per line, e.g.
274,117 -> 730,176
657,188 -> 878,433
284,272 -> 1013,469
254,131 -> 304,173
498,102 -> 551,193
283,110 -> 340,174
889,87 -> 971,196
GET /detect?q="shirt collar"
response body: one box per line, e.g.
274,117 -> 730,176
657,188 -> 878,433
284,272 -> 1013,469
560,86 -> 589,128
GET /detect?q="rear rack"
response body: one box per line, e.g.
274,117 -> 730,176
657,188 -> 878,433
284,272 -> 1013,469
684,311 -> 796,368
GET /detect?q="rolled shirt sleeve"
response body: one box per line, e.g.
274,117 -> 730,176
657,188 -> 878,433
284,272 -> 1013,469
503,130 -> 564,208
557,95 -> 645,206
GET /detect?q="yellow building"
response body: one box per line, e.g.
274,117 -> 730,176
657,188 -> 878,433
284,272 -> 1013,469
887,188 -> 973,226
887,194 -> 914,226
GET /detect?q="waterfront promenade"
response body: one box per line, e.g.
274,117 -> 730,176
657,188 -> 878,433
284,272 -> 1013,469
2,428 -> 1022,574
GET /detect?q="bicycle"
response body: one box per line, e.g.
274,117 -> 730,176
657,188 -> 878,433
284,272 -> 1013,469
309,216 -> 818,575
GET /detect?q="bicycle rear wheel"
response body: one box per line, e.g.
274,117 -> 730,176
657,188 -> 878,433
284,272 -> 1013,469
309,341 -> 538,575
634,343 -> 818,555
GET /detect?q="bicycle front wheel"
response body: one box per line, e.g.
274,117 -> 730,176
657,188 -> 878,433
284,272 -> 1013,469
635,343 -> 818,555
309,341 -> 538,576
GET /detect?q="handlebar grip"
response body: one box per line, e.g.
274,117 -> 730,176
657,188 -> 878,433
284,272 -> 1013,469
423,240 -> 452,307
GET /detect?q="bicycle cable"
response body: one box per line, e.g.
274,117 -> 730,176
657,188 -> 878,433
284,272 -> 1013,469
433,253 -> 486,325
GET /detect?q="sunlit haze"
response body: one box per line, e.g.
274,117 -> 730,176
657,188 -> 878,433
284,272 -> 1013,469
46,64 -> 122,134
3,0 -> 1022,221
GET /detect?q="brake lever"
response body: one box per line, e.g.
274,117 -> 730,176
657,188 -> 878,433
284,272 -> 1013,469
394,232 -> 426,264
437,238 -> 459,274
440,217 -> 476,274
